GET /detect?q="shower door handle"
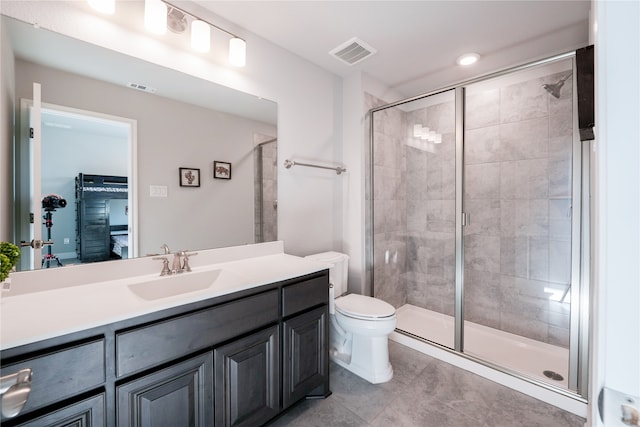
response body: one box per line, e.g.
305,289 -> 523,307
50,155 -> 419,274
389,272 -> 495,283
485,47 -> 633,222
462,213 -> 470,226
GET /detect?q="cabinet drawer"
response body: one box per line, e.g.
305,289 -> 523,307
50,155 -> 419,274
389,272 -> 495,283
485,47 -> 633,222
14,393 -> 105,427
282,274 -> 328,318
116,289 -> 279,377
0,339 -> 105,421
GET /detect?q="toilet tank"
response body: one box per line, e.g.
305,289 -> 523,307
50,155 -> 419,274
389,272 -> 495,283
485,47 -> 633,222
306,252 -> 349,296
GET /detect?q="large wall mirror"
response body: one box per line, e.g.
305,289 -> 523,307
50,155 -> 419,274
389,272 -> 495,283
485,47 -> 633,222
2,14 -> 278,272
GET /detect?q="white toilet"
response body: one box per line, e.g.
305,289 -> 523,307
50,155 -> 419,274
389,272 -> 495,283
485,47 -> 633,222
306,252 -> 396,384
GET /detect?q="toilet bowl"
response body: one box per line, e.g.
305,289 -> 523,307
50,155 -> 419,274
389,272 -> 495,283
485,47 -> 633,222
306,252 -> 396,384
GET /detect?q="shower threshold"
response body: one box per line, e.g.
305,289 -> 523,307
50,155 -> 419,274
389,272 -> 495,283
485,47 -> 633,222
393,304 -> 569,389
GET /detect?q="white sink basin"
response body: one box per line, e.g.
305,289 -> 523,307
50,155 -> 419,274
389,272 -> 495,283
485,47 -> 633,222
128,269 -> 224,301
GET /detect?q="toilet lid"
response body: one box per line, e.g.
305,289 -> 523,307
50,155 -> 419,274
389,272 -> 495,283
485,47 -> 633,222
335,294 -> 396,319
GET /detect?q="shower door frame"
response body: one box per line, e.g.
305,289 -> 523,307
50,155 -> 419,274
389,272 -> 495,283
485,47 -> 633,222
367,50 -> 590,401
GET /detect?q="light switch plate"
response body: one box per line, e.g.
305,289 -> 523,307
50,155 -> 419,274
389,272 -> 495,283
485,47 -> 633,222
150,185 -> 168,197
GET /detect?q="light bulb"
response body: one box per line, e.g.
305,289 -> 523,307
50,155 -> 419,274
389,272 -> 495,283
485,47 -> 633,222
191,20 -> 210,52
88,0 -> 115,14
144,0 -> 167,35
229,37 -> 246,67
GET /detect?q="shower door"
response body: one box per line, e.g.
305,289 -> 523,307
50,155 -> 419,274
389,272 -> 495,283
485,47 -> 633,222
461,57 -> 581,391
369,52 -> 587,396
371,90 -> 457,350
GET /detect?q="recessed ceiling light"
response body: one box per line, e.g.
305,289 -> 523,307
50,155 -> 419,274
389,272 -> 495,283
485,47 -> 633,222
456,53 -> 480,66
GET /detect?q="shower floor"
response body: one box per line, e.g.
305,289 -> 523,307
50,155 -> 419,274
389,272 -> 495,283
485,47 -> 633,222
394,304 -> 569,389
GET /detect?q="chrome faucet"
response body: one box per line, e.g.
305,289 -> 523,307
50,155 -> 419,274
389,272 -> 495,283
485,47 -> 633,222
153,256 -> 171,276
181,250 -> 197,272
155,245 -> 198,275
171,252 -> 182,274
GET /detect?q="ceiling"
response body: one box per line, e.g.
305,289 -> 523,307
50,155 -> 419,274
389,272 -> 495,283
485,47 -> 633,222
194,1 -> 591,98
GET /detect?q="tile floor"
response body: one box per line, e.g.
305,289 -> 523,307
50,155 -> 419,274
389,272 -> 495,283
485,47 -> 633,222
269,341 -> 586,427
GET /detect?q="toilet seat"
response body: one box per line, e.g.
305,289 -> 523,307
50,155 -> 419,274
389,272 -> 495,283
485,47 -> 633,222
335,294 -> 396,320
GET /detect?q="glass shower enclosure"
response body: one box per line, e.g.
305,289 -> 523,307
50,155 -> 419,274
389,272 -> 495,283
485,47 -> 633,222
368,52 -> 589,398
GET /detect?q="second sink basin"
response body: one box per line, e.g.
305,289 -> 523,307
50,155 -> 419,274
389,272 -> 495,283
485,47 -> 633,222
128,269 -> 225,301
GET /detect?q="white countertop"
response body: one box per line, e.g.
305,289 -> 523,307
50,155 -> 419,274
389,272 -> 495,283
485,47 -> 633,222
1,246 -> 329,351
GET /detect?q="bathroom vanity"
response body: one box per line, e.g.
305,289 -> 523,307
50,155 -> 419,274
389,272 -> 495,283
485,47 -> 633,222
0,242 -> 330,426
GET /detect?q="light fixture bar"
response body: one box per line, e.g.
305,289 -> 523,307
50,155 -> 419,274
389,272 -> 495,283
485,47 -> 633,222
161,0 -> 246,66
161,1 -> 243,40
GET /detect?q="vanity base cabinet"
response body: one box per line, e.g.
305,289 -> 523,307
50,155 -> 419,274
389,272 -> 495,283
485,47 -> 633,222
14,393 -> 105,427
283,306 -> 329,408
214,325 -> 280,427
1,271 -> 329,426
116,352 -> 213,427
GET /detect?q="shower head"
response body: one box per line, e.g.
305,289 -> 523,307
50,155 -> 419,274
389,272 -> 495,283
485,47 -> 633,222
543,73 -> 572,99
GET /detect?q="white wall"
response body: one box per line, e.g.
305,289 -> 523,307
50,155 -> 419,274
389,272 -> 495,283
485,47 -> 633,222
1,1 -> 342,257
591,0 -> 640,425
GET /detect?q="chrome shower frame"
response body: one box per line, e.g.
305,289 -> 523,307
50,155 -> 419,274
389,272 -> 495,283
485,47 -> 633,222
367,50 -> 590,402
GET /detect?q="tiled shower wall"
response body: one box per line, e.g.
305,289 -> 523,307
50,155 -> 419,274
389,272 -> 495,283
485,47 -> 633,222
370,67 -> 574,348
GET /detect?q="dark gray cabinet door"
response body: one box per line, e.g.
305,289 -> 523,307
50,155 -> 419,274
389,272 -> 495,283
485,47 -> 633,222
15,394 -> 105,427
214,326 -> 279,427
117,352 -> 213,427
283,306 -> 328,408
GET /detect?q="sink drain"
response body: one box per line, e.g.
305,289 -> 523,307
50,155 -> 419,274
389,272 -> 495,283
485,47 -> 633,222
543,370 -> 564,381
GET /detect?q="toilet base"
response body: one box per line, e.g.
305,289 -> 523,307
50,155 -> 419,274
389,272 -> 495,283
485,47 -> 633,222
332,353 -> 394,384
330,333 -> 394,384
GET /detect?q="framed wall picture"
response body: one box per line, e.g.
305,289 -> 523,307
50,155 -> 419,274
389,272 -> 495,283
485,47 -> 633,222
179,167 -> 200,187
213,161 -> 232,180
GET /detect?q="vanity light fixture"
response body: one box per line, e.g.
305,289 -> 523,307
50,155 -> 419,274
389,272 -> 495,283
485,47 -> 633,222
190,19 -> 211,52
456,52 -> 480,66
150,0 -> 247,66
91,0 -> 246,66
88,0 -> 115,14
229,37 -> 247,67
144,0 -> 168,35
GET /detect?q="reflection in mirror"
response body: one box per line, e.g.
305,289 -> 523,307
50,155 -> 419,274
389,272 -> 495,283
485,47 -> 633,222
39,106 -> 133,270
2,15 -> 277,272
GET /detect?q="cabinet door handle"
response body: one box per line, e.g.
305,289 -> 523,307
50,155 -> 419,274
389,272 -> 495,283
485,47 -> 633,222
1,368 -> 32,418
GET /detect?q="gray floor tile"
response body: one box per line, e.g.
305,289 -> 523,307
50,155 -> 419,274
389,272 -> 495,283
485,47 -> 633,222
268,396 -> 369,427
387,340 -> 432,385
274,341 -> 586,427
329,361 -> 403,422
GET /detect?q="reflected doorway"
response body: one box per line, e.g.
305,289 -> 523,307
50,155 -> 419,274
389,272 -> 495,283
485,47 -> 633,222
17,101 -> 136,270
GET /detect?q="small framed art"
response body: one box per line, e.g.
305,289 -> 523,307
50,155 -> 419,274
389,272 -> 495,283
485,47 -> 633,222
213,161 -> 232,180
179,167 -> 200,187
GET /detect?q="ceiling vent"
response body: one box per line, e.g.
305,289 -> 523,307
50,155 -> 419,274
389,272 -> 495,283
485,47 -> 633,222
329,37 -> 377,66
127,82 -> 157,94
